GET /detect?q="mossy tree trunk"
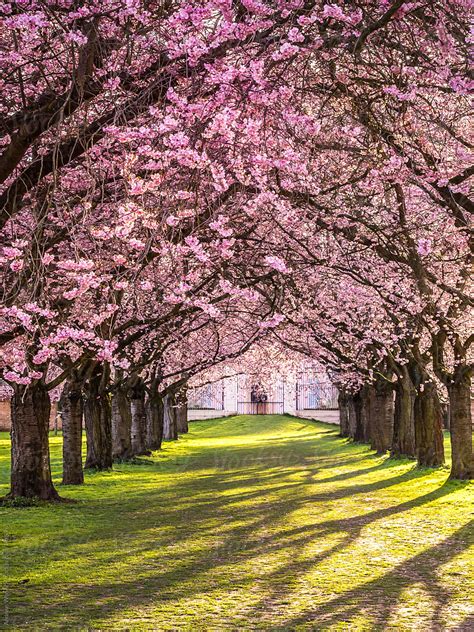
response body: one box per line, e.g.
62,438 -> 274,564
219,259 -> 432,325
175,386 -> 188,434
339,387 -> 371,443
60,376 -> 84,485
111,379 -> 133,461
391,365 -> 416,458
406,349 -> 444,468
354,386 -> 371,443
9,381 -> 60,500
145,377 -> 164,451
432,332 -> 471,477
163,392 -> 178,440
413,381 -> 445,467
338,390 -> 350,437
447,366 -> 473,479
130,377 -> 149,456
347,394 -> 358,439
146,393 -> 164,451
368,377 -> 394,454
84,365 -> 113,470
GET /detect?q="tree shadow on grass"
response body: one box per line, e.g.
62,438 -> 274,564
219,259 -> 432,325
275,516 -> 474,631
0,418 -> 467,630
453,614 -> 474,631
239,478 -> 467,623
4,471 -> 464,629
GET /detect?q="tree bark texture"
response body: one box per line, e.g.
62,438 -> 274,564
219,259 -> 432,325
83,367 -> 113,470
163,392 -> 178,440
414,381 -> 445,467
368,378 -> 394,454
111,384 -> 132,460
60,377 -> 84,485
391,367 -> 416,458
448,367 -> 473,479
9,381 -> 60,500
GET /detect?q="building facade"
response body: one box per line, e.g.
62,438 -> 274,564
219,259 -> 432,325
188,371 -> 340,425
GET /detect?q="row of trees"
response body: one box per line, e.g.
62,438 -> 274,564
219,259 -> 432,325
0,0 -> 472,500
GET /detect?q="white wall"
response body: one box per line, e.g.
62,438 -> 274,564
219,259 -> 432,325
292,410 -> 340,425
283,376 -> 340,425
188,376 -> 238,421
223,375 -> 238,410
188,409 -> 237,421
283,378 -> 296,414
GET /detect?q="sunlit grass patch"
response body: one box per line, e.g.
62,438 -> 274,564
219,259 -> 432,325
0,415 -> 473,630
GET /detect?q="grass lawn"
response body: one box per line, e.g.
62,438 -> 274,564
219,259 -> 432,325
0,415 -> 473,631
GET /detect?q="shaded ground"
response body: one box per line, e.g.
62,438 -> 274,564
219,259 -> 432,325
0,415 -> 473,631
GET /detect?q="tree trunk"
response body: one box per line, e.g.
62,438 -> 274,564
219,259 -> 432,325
83,368 -> 113,470
441,402 -> 450,430
8,382 -> 60,500
368,379 -> 394,454
448,367 -> 473,479
175,388 -> 188,434
338,390 -> 350,437
176,403 -> 188,434
391,367 -> 416,458
163,392 -> 178,440
414,381 -> 444,467
130,379 -> 149,456
347,395 -> 358,439
111,384 -> 132,461
60,377 -> 84,485
354,386 -> 371,443
146,391 -> 164,451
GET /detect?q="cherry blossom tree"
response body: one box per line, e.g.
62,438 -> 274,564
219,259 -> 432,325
1,0 -> 472,501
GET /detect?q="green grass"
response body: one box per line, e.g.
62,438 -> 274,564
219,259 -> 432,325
0,415 -> 473,631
